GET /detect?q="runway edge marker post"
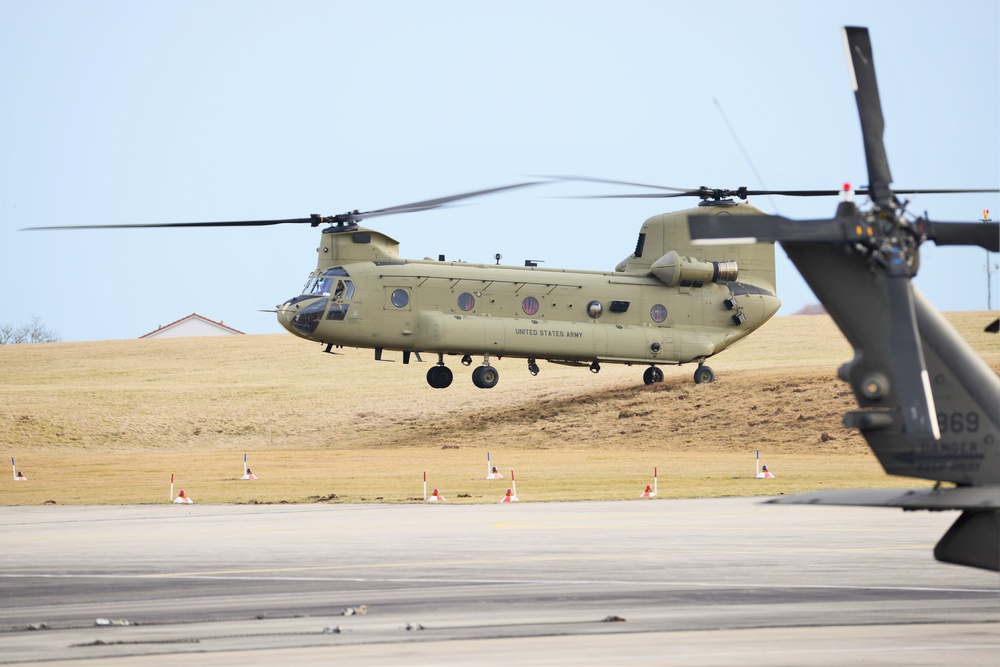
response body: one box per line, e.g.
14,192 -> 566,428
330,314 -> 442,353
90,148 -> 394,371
641,467 -> 657,498
486,452 -> 503,479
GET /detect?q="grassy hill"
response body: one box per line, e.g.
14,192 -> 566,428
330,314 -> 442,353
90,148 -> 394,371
1,313 -> 997,504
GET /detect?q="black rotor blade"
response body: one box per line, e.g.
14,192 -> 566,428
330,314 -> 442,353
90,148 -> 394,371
892,188 -> 1000,196
542,175 -> 697,194
844,26 -> 894,209
22,218 -> 315,231
885,275 -> 940,440
349,181 -> 544,221
549,173 -> 997,203
567,192 -> 697,200
920,220 -> 1000,252
568,188 -> 998,200
21,181 -> 543,231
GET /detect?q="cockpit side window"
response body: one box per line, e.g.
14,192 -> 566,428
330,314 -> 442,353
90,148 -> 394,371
331,280 -> 355,300
302,267 -> 350,296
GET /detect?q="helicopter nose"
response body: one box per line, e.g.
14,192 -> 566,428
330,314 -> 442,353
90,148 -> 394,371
277,295 -> 328,337
763,293 -> 781,321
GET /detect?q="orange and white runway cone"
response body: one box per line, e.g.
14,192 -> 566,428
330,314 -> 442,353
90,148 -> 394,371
242,467 -> 257,480
427,488 -> 446,502
500,488 -> 518,503
173,489 -> 193,504
755,465 -> 775,479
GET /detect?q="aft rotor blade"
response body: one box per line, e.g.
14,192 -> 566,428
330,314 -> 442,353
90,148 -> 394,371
844,26 -> 894,208
569,192 -> 696,200
543,175 -> 697,194
885,275 -> 940,440
569,188 -> 998,200
920,220 -> 1000,252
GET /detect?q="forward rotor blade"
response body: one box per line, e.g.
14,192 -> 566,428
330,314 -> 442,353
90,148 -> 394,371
21,182 -> 543,231
885,275 -> 940,440
351,181 -> 545,221
843,26 -> 893,208
921,220 -> 1000,252
22,218 -> 315,231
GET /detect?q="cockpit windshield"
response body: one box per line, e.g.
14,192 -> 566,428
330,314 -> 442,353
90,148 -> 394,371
302,267 -> 350,296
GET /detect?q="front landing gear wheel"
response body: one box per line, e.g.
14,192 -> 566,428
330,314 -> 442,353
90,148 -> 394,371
643,366 -> 664,385
426,365 -> 453,389
693,365 -> 715,384
472,365 -> 500,389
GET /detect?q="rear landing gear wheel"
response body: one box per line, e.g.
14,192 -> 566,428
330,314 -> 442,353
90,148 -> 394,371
472,365 -> 500,389
643,366 -> 664,385
426,365 -> 453,389
693,365 -> 715,384
528,359 -> 540,376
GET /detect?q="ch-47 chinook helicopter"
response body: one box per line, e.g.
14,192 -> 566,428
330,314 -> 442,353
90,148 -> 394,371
683,26 -> 999,572
27,183 -> 785,389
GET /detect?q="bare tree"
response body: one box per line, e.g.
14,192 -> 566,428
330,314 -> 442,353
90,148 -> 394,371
0,316 -> 61,344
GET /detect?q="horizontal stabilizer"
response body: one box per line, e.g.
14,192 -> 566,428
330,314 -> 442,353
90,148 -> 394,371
935,511 -> 1000,571
764,486 -> 1000,511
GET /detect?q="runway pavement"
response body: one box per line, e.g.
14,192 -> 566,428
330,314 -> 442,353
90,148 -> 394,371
1,498 -> 997,665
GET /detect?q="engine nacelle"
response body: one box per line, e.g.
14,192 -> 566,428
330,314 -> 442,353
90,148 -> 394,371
651,250 -> 738,287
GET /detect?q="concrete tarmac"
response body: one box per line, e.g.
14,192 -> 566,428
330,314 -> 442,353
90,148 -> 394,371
1,498 -> 997,666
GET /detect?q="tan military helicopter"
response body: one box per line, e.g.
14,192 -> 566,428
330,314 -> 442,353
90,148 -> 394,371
276,183 -> 783,389
27,182 -> 781,388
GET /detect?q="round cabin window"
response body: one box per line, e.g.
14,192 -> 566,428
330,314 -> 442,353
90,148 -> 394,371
391,289 -> 409,308
586,300 -> 603,319
522,296 -> 539,315
458,292 -> 475,311
650,304 -> 667,323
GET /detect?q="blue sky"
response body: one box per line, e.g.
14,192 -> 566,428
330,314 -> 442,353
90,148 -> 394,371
1,0 -> 997,341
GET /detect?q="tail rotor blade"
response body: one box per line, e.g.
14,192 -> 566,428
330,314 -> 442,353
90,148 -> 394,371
687,214 -> 853,244
885,275 -> 940,440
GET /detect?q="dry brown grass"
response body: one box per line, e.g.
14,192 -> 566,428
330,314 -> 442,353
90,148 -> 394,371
1,313 -> 997,505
